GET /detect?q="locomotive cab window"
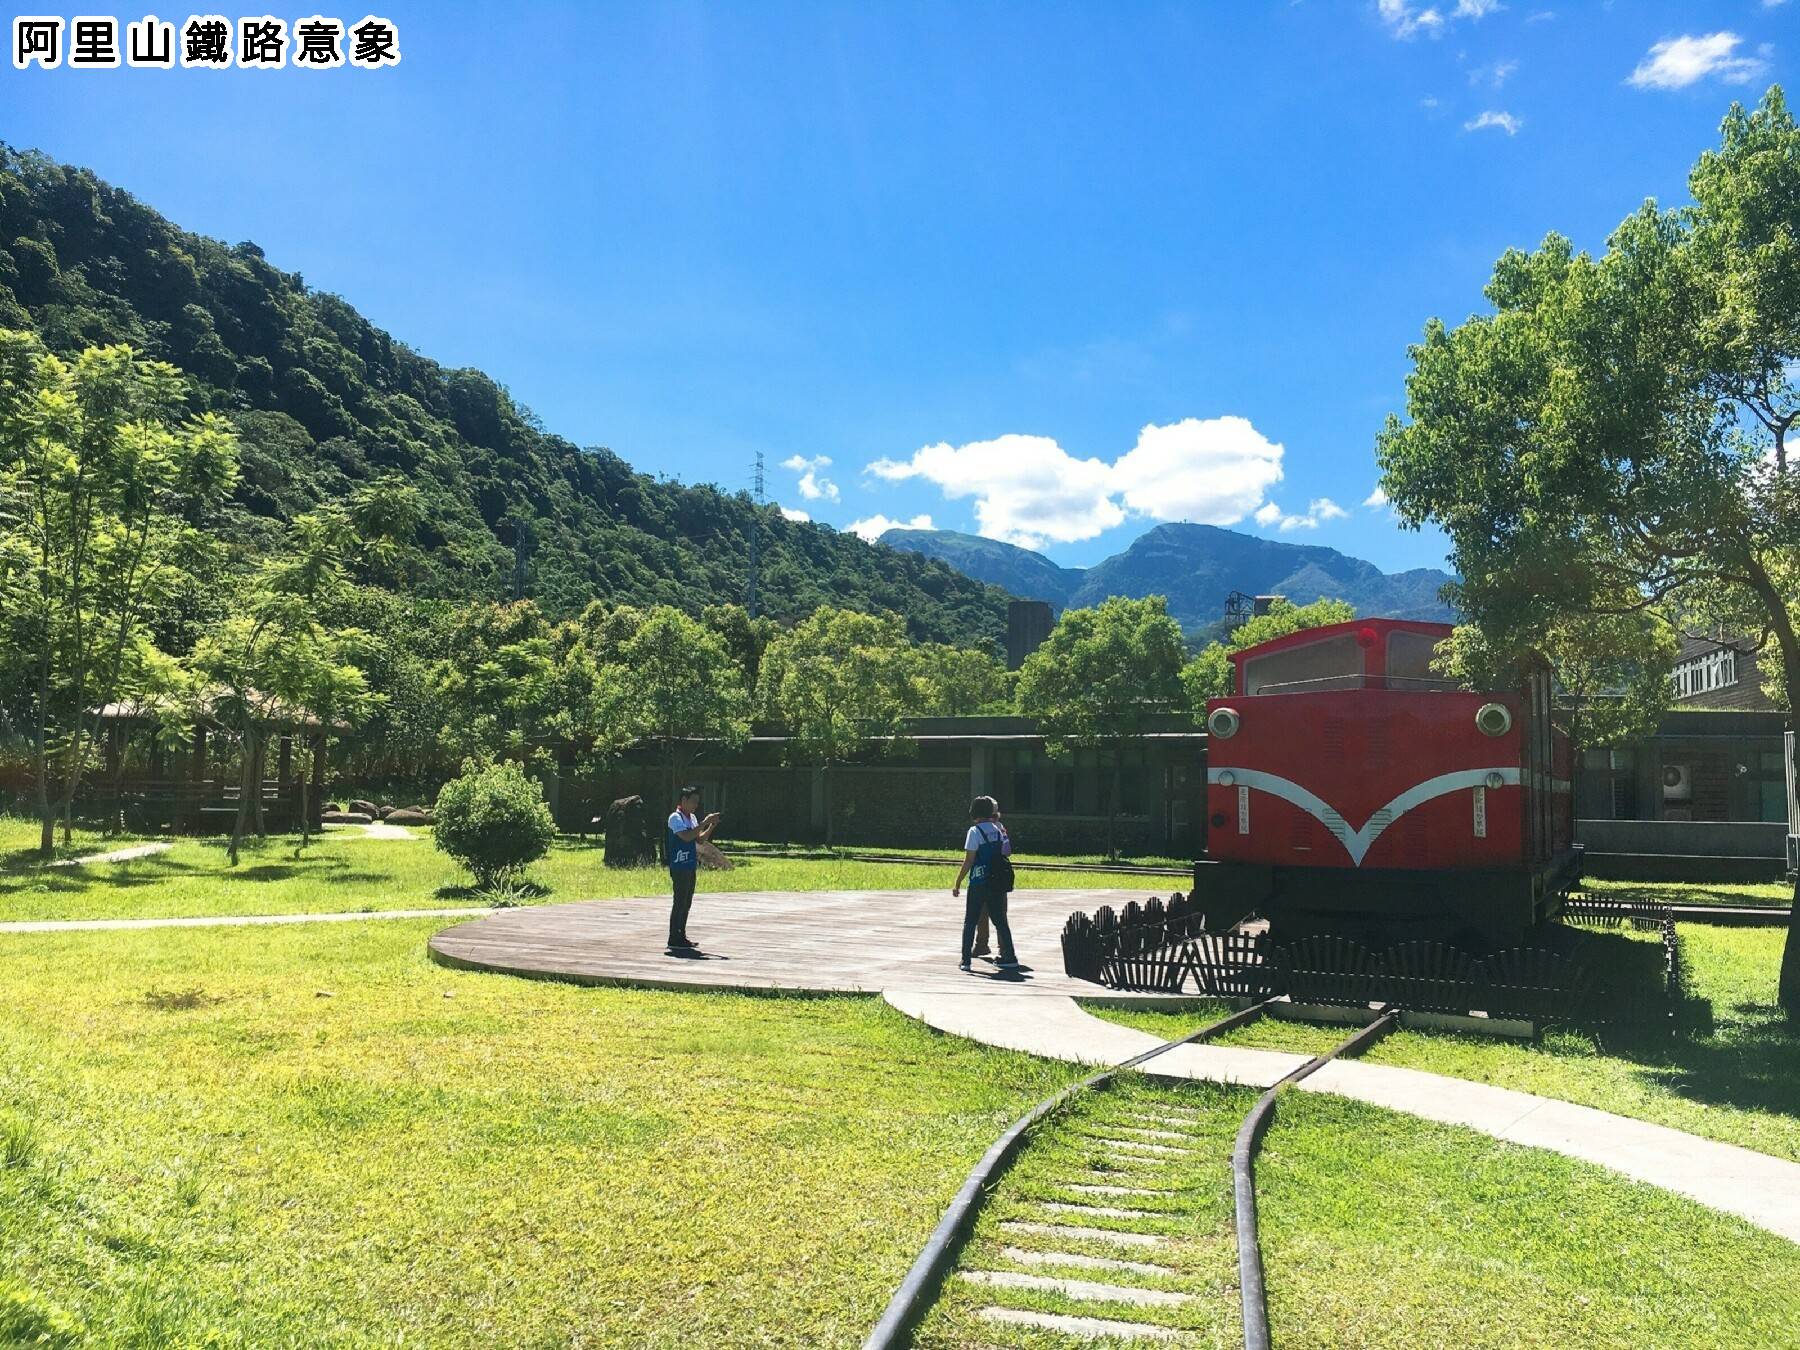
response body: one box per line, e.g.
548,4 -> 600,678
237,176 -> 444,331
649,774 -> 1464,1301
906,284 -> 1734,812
1240,633 -> 1363,695
1385,630 -> 1454,688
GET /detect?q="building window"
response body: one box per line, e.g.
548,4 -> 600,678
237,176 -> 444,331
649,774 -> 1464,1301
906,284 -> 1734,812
1672,647 -> 1737,698
1054,770 -> 1076,814
1011,768 -> 1034,812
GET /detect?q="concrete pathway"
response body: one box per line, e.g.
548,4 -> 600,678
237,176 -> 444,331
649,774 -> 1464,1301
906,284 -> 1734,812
48,842 -> 173,867
0,906 -> 491,934
323,820 -> 418,840
885,987 -> 1800,1246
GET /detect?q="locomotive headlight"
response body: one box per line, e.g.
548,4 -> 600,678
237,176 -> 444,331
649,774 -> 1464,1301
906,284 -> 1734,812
1208,706 -> 1241,739
1218,770 -> 1236,787
1485,771 -> 1504,790
1475,702 -> 1512,737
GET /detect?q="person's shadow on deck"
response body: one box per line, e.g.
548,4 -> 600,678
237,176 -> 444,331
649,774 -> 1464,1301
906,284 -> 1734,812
665,947 -> 731,961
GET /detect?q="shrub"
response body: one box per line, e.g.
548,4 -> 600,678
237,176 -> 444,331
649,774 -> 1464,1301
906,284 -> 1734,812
432,760 -> 556,889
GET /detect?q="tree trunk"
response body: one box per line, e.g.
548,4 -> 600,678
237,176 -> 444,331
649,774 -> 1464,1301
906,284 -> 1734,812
1745,561 -> 1800,1017
253,736 -> 268,839
34,718 -> 52,857
823,762 -> 834,848
228,728 -> 256,867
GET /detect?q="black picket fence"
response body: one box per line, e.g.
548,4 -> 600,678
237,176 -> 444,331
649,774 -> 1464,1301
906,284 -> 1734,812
1060,892 -> 1690,1030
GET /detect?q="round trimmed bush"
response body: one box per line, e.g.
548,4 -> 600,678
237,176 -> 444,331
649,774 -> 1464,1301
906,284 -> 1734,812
432,760 -> 556,890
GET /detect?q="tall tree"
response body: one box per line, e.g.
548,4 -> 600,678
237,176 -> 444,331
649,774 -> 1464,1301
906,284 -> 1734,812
191,482 -> 414,863
579,606 -> 751,802
1180,597 -> 1356,707
1015,595 -> 1186,859
1376,87 -> 1800,1011
757,608 -> 919,845
0,332 -> 237,853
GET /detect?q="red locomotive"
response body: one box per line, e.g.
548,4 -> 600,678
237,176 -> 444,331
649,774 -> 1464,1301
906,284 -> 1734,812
1195,618 -> 1579,949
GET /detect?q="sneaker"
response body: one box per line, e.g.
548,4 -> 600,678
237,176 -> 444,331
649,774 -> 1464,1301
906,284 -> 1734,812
997,956 -> 1021,968
958,959 -> 972,971
668,938 -> 696,950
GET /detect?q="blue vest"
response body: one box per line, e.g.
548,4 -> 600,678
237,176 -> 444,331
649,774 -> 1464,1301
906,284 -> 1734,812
667,813 -> 698,872
969,821 -> 1005,888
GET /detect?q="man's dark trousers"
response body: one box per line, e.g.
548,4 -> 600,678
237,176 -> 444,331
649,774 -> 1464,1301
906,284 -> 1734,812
669,869 -> 697,945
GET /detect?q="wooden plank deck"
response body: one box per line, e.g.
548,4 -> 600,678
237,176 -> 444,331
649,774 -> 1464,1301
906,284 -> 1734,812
427,887 -> 1204,1000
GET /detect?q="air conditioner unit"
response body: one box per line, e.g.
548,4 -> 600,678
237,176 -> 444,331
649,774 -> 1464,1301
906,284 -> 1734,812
1662,762 -> 1693,803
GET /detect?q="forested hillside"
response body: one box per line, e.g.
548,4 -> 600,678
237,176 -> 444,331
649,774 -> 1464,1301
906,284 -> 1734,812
0,146 -> 1009,642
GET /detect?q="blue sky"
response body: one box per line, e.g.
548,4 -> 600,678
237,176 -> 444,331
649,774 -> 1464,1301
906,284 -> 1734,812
5,2 -> 1794,573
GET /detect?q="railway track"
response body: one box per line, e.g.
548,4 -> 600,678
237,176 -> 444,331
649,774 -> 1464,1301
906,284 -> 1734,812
866,1004 -> 1398,1348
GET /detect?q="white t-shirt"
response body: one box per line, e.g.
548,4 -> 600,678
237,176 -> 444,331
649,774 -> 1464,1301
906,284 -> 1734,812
669,810 -> 696,835
964,821 -> 1011,854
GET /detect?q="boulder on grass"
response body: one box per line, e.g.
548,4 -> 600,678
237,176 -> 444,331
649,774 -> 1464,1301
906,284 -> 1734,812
697,840 -> 734,871
603,795 -> 659,868
321,810 -> 372,825
348,799 -> 380,819
385,807 -> 433,826
377,804 -> 395,819
324,802 -> 343,813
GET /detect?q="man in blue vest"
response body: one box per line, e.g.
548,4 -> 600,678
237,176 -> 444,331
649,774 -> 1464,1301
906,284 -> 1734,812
667,785 -> 720,952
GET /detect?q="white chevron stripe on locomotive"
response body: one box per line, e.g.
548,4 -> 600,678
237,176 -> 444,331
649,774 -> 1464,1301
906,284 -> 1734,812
1206,766 -> 1522,866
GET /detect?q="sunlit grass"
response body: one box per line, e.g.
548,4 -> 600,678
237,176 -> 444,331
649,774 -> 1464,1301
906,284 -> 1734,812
0,816 -> 1162,924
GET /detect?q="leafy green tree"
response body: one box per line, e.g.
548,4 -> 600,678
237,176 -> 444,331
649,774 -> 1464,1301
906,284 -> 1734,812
1376,87 -> 1800,1011
190,492 -> 406,863
578,606 -> 751,801
701,603 -> 779,690
0,332 -> 237,854
1015,595 -> 1187,858
432,601 -> 568,764
1180,597 -> 1356,707
757,608 -> 920,844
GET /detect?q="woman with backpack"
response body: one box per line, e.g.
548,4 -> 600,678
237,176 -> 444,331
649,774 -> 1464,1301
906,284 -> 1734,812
951,795 -> 1019,972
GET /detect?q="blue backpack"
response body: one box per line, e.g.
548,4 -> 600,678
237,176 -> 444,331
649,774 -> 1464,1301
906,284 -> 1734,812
969,821 -> 1015,893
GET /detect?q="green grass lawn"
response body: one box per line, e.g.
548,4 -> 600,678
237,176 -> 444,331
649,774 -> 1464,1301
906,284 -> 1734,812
724,839 -> 1193,869
0,919 -> 1084,1347
1088,918 -> 1800,1164
1587,876 -> 1794,907
0,817 -> 1164,924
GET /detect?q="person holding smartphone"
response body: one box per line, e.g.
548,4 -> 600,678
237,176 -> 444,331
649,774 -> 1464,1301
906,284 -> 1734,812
951,795 -> 1019,972
666,785 -> 720,952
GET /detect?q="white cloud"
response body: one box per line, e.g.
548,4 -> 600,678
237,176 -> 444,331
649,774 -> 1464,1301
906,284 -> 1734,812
1763,0 -> 1788,9
1628,33 -> 1767,90
1526,9 -> 1554,21
1469,58 -> 1518,87
1420,96 -> 1441,109
1112,417 -> 1287,528
1379,0 -> 1446,39
849,512 -> 934,542
867,416 -> 1290,551
1465,109 -> 1522,134
1256,498 -> 1348,532
780,453 -> 839,502
1363,485 -> 1390,508
1380,0 -> 1496,38
868,434 -> 1125,550
780,506 -> 810,522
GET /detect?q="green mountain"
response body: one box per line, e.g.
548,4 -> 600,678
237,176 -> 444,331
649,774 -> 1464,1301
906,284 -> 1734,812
0,145 -> 1011,643
877,527 -> 1082,608
881,523 -> 1456,636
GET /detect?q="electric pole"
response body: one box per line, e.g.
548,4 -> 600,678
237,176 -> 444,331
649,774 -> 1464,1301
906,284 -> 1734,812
746,450 -> 765,617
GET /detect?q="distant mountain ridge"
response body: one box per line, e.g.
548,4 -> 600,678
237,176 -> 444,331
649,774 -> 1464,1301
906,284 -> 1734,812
878,523 -> 1456,636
